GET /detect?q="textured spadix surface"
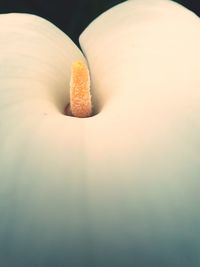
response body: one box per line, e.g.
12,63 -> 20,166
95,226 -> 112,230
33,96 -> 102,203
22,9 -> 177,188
0,0 -> 200,266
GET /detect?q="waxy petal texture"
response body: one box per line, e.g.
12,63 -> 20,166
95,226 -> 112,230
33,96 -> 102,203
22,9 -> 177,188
0,1 -> 200,266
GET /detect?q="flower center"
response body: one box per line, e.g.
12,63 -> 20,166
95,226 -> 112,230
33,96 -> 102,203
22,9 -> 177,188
64,60 -> 92,118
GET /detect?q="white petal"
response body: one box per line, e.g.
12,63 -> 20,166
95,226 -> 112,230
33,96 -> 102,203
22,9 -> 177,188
80,0 -> 200,265
0,14 -> 92,265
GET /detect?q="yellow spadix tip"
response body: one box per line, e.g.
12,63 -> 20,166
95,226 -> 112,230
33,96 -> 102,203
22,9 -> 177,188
67,60 -> 92,118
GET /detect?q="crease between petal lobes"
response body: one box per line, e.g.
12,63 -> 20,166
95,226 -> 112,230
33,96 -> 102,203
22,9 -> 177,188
67,60 -> 92,118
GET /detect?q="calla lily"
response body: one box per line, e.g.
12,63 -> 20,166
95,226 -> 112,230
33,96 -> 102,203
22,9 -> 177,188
0,0 -> 200,266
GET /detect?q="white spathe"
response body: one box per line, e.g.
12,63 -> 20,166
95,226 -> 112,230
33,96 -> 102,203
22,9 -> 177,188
0,1 -> 200,266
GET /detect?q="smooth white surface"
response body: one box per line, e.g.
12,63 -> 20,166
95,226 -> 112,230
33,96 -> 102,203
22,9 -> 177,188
0,13 -> 90,267
80,1 -> 200,266
0,1 -> 200,266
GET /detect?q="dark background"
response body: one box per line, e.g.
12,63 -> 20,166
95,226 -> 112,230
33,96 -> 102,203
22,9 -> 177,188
0,0 -> 199,45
